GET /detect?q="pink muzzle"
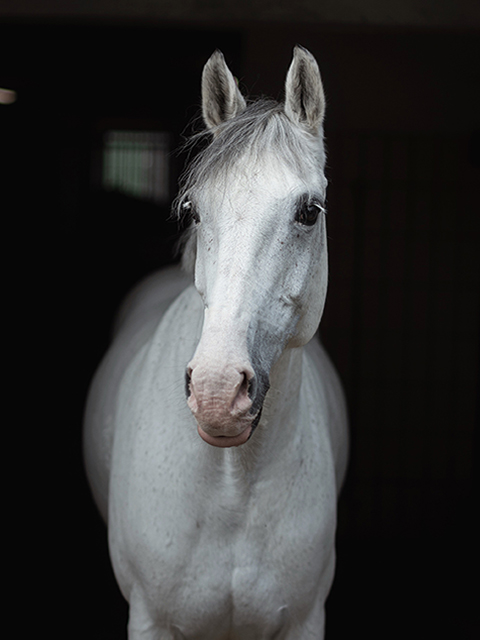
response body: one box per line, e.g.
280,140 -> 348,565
186,364 -> 257,447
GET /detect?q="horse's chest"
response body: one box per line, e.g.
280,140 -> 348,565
110,443 -> 334,638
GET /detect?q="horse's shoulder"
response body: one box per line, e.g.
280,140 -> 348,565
304,337 -> 349,492
83,265 -> 193,522
112,264 -> 193,339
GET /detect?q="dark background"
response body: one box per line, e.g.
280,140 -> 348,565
2,11 -> 478,640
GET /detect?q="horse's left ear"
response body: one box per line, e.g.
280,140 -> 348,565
284,46 -> 325,134
202,50 -> 246,131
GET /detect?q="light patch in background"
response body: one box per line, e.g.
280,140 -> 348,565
0,88 -> 17,105
103,130 -> 170,204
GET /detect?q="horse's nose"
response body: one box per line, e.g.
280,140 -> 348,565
185,359 -> 270,447
185,365 -> 253,417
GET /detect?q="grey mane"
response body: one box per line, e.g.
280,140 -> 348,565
173,98 -> 326,271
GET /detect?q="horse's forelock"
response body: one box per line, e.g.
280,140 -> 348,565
173,99 -> 326,270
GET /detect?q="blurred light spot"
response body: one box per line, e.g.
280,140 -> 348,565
0,88 -> 17,105
103,130 -> 170,204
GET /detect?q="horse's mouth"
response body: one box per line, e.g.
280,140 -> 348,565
196,407 -> 263,448
197,424 -> 252,447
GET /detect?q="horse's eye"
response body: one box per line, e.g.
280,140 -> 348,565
182,201 -> 200,224
295,201 -> 324,226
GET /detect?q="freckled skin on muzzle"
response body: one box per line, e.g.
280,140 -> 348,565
185,360 -> 269,447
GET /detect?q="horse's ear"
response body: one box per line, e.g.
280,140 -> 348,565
202,50 -> 246,130
284,46 -> 325,134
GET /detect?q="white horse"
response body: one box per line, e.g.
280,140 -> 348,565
84,46 -> 348,639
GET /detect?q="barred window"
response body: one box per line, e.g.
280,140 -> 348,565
103,130 -> 170,204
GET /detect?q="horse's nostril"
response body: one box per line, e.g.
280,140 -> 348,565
246,375 -> 256,401
239,373 -> 248,394
185,368 -> 192,398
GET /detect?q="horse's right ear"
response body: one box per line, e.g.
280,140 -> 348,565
202,50 -> 246,131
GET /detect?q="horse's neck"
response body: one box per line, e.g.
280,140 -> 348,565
262,346 -> 304,439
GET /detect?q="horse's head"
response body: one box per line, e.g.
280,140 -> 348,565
180,46 -> 328,447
